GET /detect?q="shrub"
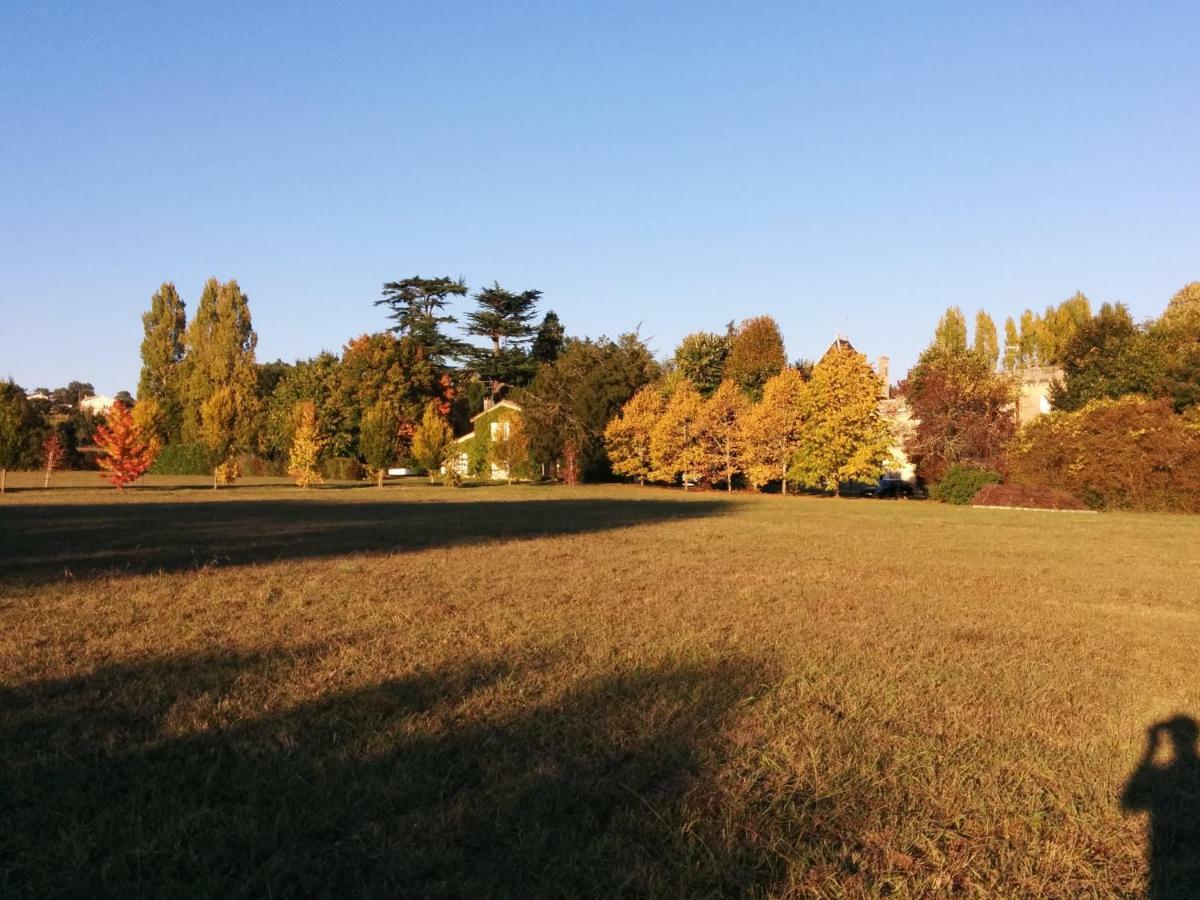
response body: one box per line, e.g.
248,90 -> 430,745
930,464 -> 1002,505
235,453 -> 272,477
972,483 -> 1088,511
1009,397 -> 1200,512
150,443 -> 211,475
321,456 -> 363,481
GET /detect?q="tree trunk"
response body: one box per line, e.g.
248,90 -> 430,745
44,466 -> 51,489
1,468 -> 6,493
213,471 -> 218,490
781,461 -> 787,496
379,469 -> 386,488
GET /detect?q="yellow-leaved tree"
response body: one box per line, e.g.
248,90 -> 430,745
604,385 -> 665,484
649,379 -> 705,487
695,380 -> 749,491
741,367 -> 809,494
791,346 -> 890,494
491,410 -> 532,484
287,400 -> 325,488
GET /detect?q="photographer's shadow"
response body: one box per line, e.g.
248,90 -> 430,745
1122,716 -> 1200,899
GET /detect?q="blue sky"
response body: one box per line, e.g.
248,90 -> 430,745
2,1 -> 1197,394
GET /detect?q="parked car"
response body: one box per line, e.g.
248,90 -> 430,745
865,478 -> 925,499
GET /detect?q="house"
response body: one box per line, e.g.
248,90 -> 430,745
444,400 -> 524,481
79,394 -> 116,415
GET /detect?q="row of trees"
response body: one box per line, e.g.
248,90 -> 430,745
128,276 -> 567,485
605,341 -> 890,494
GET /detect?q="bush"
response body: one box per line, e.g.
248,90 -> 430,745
930,464 -> 1002,505
149,443 -> 211,475
321,456 -> 363,481
1009,397 -> 1200,512
972,484 -> 1088,511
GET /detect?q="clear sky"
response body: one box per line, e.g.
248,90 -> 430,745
2,1 -> 1197,394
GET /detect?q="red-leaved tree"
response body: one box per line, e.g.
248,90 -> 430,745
94,402 -> 159,490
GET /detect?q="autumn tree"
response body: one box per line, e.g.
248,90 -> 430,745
740,367 -> 808,493
724,316 -> 786,399
376,276 -> 469,368
181,278 -> 261,460
901,351 -> 1016,482
198,387 -> 246,487
649,379 -> 705,486
287,401 -> 325,488
338,332 -> 444,461
695,380 -> 749,491
1002,316 -> 1021,371
136,281 -> 187,442
94,401 -> 159,490
672,331 -> 731,397
791,346 -> 890,494
931,307 -> 969,356
973,310 -> 999,370
263,353 -> 349,460
491,410 -> 532,484
42,433 -> 65,488
604,385 -> 665,483
410,403 -> 454,484
465,281 -> 542,403
1164,281 -> 1200,323
0,381 -> 39,493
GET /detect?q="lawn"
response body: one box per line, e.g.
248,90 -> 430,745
2,473 -> 1198,897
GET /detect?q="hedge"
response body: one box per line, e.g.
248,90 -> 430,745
149,443 -> 211,475
930,464 -> 1002,505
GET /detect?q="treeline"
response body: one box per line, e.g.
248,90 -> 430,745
3,278 -> 1198,509
891,283 -> 1200,511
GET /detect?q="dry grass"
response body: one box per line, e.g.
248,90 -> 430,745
2,472 -> 1199,897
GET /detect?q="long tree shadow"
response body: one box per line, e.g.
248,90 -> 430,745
1,648 -> 789,898
1122,715 -> 1200,899
0,497 -> 726,586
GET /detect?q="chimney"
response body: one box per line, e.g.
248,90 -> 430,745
876,356 -> 890,394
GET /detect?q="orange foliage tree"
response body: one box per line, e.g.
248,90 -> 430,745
94,401 -> 159,490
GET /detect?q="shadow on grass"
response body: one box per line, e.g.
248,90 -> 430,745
1,649 -> 788,898
1122,715 -> 1200,899
0,497 -> 726,585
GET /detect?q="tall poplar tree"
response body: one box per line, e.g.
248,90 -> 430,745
136,282 -> 187,442
973,310 -> 999,370
1002,317 -> 1021,371
181,278 -> 260,461
931,307 -> 969,356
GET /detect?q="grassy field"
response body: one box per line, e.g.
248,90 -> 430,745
2,472 -> 1199,897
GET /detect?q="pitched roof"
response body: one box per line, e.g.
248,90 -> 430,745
820,336 -> 856,361
453,399 -> 524,444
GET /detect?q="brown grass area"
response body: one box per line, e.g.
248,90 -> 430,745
2,472 -> 1199,897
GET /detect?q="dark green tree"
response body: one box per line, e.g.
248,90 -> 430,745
0,381 -> 40,492
1050,303 -> 1163,412
531,311 -> 566,364
520,333 -> 659,481
376,276 -> 469,368
672,332 -> 730,397
464,281 -> 542,403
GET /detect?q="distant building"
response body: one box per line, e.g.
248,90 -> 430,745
445,400 -> 524,481
79,394 -> 116,415
1013,365 -> 1062,427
